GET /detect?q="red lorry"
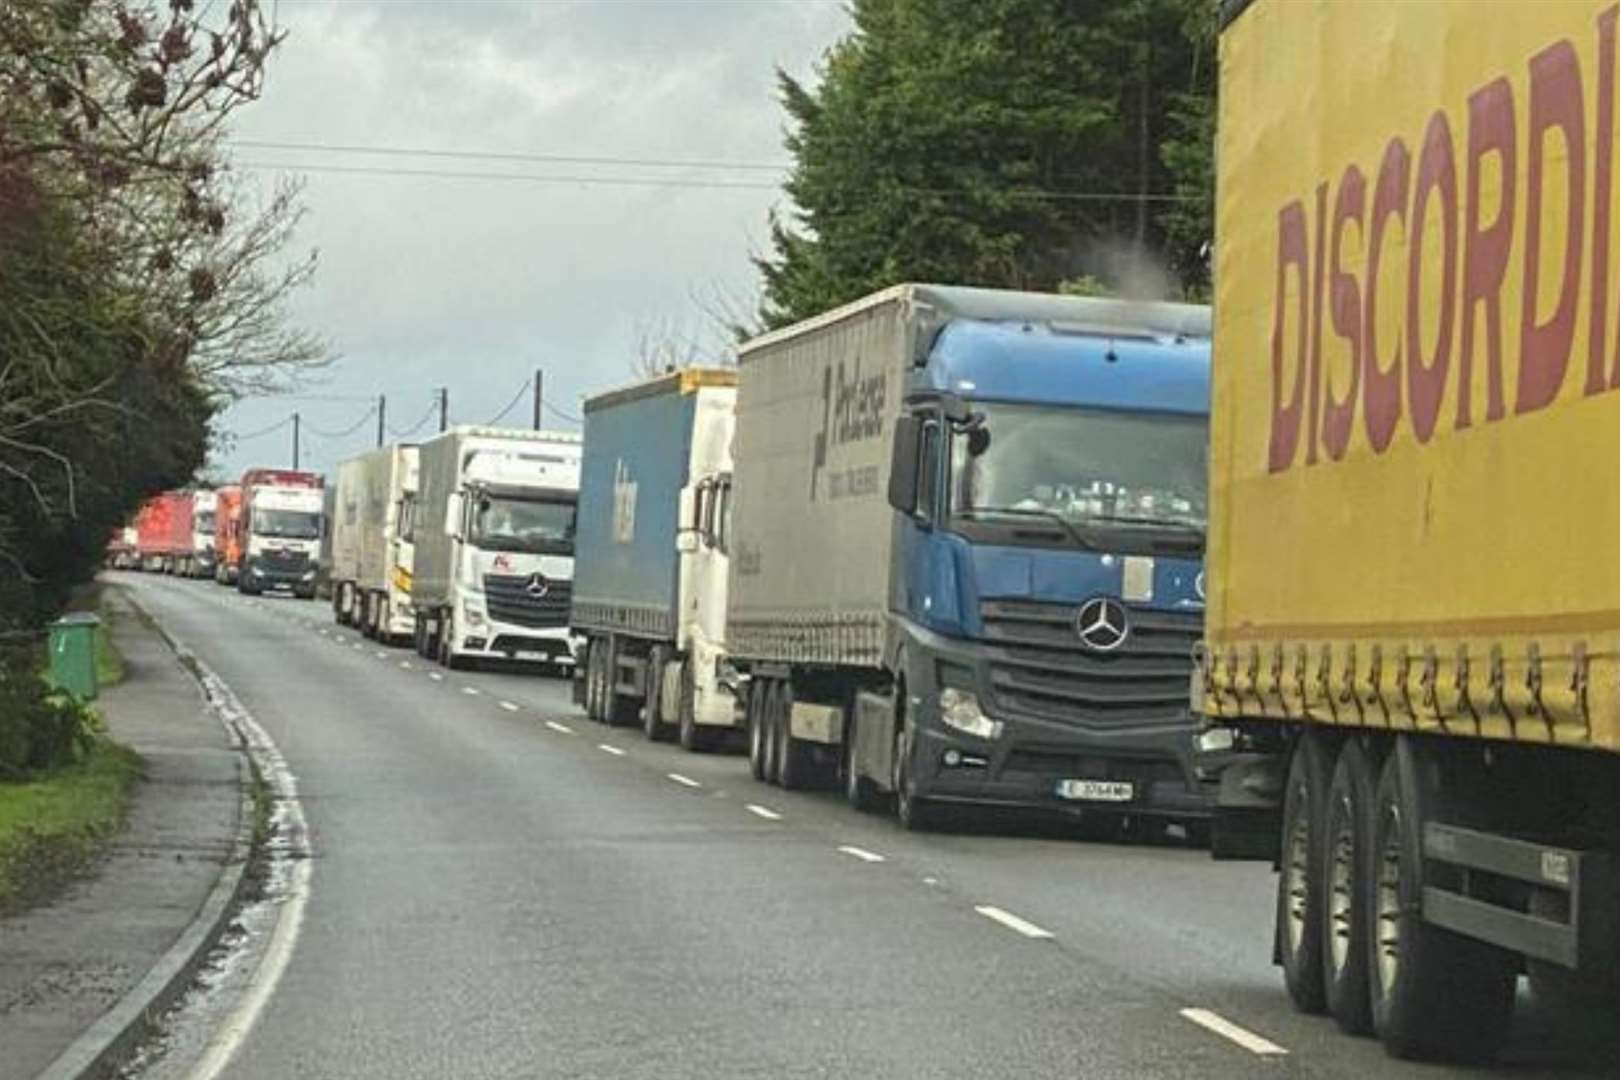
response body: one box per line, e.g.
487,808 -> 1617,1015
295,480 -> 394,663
132,491 -> 194,573
213,485 -> 243,584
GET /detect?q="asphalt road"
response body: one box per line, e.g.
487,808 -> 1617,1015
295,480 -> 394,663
111,573 -> 1620,1079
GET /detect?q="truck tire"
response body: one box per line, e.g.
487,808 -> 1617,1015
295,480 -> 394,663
1368,737 -> 1515,1063
1323,740 -> 1377,1035
746,680 -> 768,781
777,681 -> 815,790
891,687 -> 942,832
1276,730 -> 1333,1015
763,680 -> 783,784
843,708 -> 884,813
676,658 -> 710,753
643,647 -> 672,741
583,638 -> 603,721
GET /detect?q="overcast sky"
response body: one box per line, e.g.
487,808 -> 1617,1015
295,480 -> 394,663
213,0 -> 851,479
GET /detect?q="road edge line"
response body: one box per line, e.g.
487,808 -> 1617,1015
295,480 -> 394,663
37,587 -> 260,1080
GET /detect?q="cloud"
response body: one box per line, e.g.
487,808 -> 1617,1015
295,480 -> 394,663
216,0 -> 848,478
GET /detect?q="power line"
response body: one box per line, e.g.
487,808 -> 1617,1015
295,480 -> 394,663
542,399 -> 582,426
388,399 -> 438,439
302,404 -> 377,440
232,415 -> 294,441
235,138 -> 788,173
234,160 -> 1197,202
485,379 -> 532,426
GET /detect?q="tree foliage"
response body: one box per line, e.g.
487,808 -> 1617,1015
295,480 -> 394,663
757,0 -> 1216,327
0,1 -> 322,635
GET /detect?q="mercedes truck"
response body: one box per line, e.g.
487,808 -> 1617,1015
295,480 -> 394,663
728,283 -> 1212,833
411,427 -> 582,671
1199,0 -> 1620,1062
236,468 -> 324,598
573,368 -> 738,750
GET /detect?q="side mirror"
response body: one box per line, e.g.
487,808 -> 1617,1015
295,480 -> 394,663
888,416 -> 921,514
676,531 -> 700,555
443,492 -> 464,539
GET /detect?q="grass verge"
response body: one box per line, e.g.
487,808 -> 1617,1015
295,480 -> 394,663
0,739 -> 142,914
94,623 -> 126,688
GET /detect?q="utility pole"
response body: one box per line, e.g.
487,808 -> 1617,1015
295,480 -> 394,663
292,412 -> 300,470
438,387 -> 449,433
376,394 -> 386,448
532,369 -> 543,430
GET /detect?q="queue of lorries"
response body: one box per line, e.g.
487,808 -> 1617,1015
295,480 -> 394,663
108,0 -> 1620,1063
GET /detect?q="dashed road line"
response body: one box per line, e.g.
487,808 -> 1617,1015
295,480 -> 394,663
1178,1009 -> 1288,1057
461,687 -> 480,696
597,743 -> 626,756
400,661 -> 413,670
974,905 -> 1054,940
666,772 -> 702,789
544,720 -> 575,735
499,701 -> 520,712
428,672 -> 444,682
836,845 -> 886,863
375,650 -> 388,659
745,804 -> 782,821
351,643 -> 363,651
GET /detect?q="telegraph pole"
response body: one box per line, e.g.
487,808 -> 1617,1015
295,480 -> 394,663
292,412 -> 300,469
438,387 -> 449,433
532,369 -> 544,430
376,394 -> 386,447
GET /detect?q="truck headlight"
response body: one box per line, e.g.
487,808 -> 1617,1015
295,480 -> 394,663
1195,726 -> 1237,754
938,687 -> 1003,740
301,570 -> 316,581
463,602 -> 487,628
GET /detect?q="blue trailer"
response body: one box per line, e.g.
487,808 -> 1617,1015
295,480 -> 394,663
729,284 -> 1213,834
572,369 -> 739,750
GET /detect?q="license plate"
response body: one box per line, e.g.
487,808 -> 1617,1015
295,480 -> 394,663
1055,779 -> 1135,803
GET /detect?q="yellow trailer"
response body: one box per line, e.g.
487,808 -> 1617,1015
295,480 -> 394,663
1205,0 -> 1620,1062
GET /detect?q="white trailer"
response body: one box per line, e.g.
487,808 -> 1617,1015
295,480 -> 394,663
410,426 -> 582,671
330,444 -> 420,643
185,489 -> 219,579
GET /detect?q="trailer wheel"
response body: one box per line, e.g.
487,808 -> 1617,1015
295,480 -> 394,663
1323,740 -> 1377,1035
777,681 -> 815,790
604,639 -> 638,727
1276,730 -> 1332,1015
746,681 -> 768,781
643,647 -> 672,741
1368,736 -> 1515,1063
584,638 -> 605,721
763,681 -> 784,785
676,657 -> 708,753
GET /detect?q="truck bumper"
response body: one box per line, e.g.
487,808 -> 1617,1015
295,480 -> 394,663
903,628 -> 1211,821
243,559 -> 318,593
453,619 -> 575,664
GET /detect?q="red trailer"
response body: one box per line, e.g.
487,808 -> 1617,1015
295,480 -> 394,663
133,491 -> 194,572
214,485 -> 243,584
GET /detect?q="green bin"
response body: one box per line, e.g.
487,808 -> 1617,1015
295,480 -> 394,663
47,612 -> 100,701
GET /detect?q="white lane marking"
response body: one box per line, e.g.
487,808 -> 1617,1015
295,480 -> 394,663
597,743 -> 626,756
745,804 -> 782,821
317,628 -> 328,636
428,672 -> 444,682
666,772 -> 702,789
167,640 -> 310,1080
923,876 -> 940,886
544,720 -> 575,735
375,651 -> 388,659
837,845 -> 886,863
400,661 -> 413,670
351,643 -> 363,651
499,701 -> 520,712
974,905 -> 1054,940
1178,1008 -> 1288,1057
461,687 -> 480,696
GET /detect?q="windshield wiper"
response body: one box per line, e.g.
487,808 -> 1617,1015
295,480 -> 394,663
1086,513 -> 1205,536
956,506 -> 1096,551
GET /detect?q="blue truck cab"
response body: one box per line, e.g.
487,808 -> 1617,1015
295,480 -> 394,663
871,300 -> 1211,830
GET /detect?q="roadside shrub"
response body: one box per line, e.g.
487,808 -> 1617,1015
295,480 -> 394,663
0,648 -> 101,779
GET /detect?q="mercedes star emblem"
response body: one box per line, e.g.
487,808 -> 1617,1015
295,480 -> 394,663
1076,597 -> 1129,652
525,573 -> 550,599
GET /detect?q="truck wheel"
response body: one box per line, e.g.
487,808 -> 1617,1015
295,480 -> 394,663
643,647 -> 672,741
1368,737 -> 1515,1063
1323,740 -> 1377,1035
676,658 -> 708,753
746,681 -> 768,781
892,719 -> 941,832
777,682 -> 815,790
1277,730 -> 1333,1015
583,639 -> 603,721
843,708 -> 883,813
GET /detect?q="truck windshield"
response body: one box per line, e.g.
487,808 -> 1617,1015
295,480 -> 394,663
951,403 -> 1207,538
472,495 -> 576,555
194,512 -> 216,533
252,510 -> 321,540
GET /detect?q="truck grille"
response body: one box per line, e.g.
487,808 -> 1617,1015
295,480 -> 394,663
979,599 -> 1199,726
258,550 -> 310,572
483,573 -> 571,629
